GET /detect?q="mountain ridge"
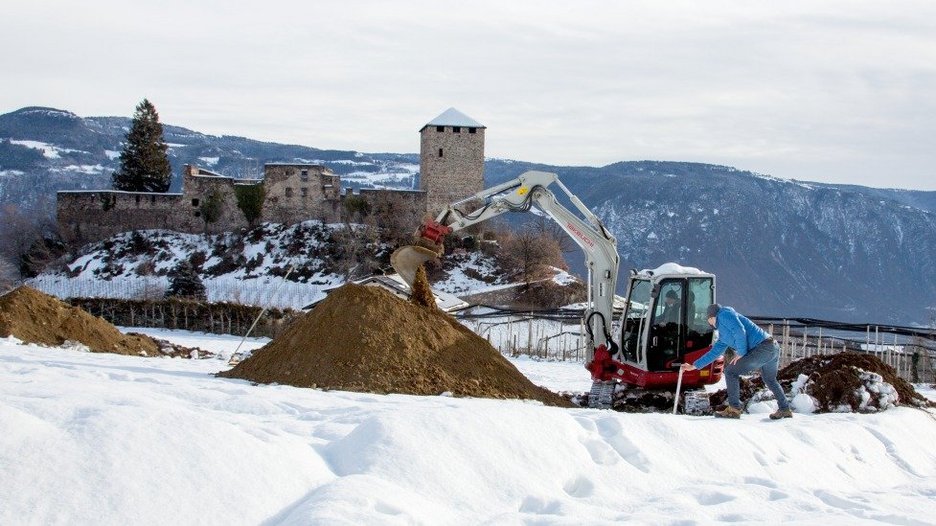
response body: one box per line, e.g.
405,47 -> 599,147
1,106 -> 934,324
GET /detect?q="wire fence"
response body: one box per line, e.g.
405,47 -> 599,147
458,314 -> 588,361
763,319 -> 936,384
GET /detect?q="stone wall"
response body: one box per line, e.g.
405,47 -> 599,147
354,189 -> 429,239
57,164 -> 341,246
261,164 -> 341,224
420,125 -> 485,214
57,190 -> 189,246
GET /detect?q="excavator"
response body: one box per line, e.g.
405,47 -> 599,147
391,170 -> 724,409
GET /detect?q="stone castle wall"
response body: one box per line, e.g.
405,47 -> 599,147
420,125 -> 485,214
260,164 -> 341,224
57,164 -> 342,246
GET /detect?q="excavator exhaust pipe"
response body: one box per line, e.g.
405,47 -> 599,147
390,245 -> 441,288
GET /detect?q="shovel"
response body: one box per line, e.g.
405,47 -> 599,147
673,366 -> 684,415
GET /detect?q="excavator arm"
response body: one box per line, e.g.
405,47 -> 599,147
391,171 -> 622,398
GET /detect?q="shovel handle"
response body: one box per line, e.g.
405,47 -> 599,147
673,367 -> 685,415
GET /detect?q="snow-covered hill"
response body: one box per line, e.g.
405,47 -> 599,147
30,222 -> 514,309
1,329 -> 934,525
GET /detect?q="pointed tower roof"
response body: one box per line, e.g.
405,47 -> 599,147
420,108 -> 485,131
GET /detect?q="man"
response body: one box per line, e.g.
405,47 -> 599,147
680,304 -> 793,419
659,290 -> 680,325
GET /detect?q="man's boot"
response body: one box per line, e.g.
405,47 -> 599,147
769,408 -> 793,420
714,406 -> 742,419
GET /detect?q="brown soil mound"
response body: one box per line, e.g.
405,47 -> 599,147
710,351 -> 933,412
778,352 -> 932,410
0,286 -> 159,356
219,283 -> 570,407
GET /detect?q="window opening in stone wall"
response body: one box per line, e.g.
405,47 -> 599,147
300,169 -> 309,181
469,127 -> 477,134
438,148 -> 443,157
135,195 -> 141,205
453,126 -> 461,133
192,198 -> 200,207
151,195 -> 156,204
436,126 -> 444,132
194,210 -> 201,218
301,187 -> 308,197
285,187 -> 293,197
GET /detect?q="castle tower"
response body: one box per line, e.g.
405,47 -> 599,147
419,108 -> 485,214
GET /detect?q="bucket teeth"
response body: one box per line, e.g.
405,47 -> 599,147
391,245 -> 441,287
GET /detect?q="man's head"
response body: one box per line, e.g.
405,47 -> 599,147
706,303 -> 721,327
665,289 -> 678,305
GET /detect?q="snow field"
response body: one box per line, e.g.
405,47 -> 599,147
1,330 -> 935,525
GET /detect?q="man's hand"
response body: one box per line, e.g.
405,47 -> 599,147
680,362 -> 696,372
730,355 -> 742,365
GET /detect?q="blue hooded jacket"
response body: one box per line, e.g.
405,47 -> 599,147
692,306 -> 769,369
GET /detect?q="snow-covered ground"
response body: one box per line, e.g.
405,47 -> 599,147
2,329 -> 935,525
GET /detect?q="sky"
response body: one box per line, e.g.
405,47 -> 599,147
2,330 -> 935,524
2,1 -> 935,190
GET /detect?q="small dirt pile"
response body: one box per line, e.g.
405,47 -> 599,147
779,352 -> 932,411
0,286 -> 159,356
219,283 -> 570,407
709,351 -> 933,412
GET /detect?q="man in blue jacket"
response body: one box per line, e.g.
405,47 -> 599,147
680,304 -> 793,419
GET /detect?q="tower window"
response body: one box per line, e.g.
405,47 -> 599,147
436,126 -> 444,132
192,198 -> 200,207
453,127 -> 461,133
469,127 -> 477,134
135,195 -> 141,205
301,187 -> 308,197
285,187 -> 293,197
151,195 -> 156,204
438,148 -> 443,157
300,169 -> 309,181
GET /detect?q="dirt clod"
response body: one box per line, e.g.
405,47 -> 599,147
0,286 -> 159,356
219,283 -> 570,406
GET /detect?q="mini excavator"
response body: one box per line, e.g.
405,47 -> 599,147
391,170 -> 723,408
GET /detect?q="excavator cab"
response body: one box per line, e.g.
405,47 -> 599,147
616,265 -> 722,388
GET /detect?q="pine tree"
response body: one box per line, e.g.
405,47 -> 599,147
166,260 -> 207,301
112,99 -> 172,192
199,190 -> 225,233
409,265 -> 436,309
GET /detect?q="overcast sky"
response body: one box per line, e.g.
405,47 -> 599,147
2,1 -> 935,190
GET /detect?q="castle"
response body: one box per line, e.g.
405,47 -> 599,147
56,108 -> 486,246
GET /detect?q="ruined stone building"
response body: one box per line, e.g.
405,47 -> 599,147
56,108 -> 485,246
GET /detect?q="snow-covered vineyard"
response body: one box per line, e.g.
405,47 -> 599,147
26,274 -> 936,383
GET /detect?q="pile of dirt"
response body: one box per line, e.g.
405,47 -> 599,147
710,351 -> 933,412
778,352 -> 932,411
0,286 -> 159,356
219,283 -> 570,407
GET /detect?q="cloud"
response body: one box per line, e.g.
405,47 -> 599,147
1,0 -> 934,189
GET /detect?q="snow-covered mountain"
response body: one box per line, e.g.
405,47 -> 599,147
484,163 -> 936,325
2,106 -> 935,324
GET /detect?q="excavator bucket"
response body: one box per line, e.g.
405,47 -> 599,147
390,245 -> 441,288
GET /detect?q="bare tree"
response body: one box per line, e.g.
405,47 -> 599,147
531,216 -> 577,254
496,227 -> 565,287
0,256 -> 19,292
330,224 -> 380,281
